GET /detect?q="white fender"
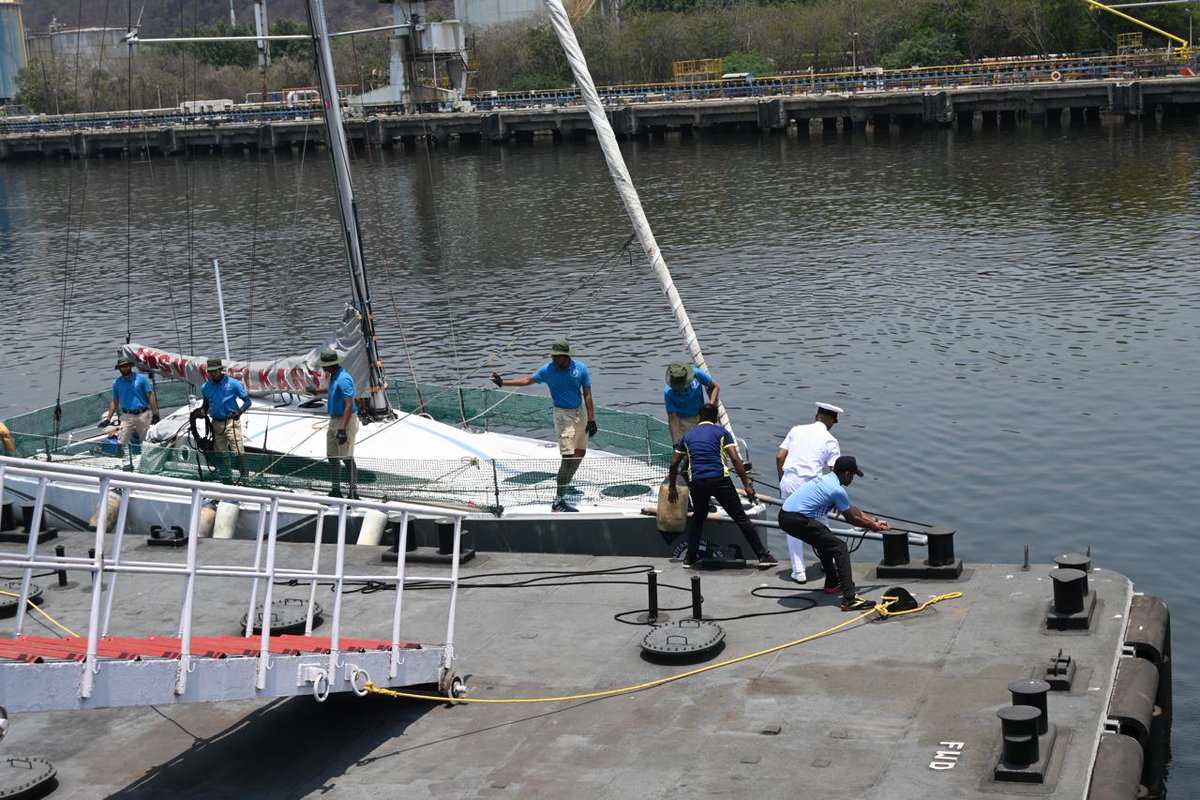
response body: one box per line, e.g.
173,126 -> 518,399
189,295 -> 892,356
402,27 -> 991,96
89,491 -> 120,532
213,501 -> 241,540
197,501 -> 217,538
357,509 -> 388,546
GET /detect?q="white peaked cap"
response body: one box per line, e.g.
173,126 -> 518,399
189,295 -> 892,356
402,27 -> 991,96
816,402 -> 845,415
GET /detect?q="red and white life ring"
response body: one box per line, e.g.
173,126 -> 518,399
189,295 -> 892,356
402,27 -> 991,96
1050,70 -> 1063,82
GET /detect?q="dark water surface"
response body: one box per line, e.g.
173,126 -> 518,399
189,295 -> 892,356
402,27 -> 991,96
2,117 -> 1199,793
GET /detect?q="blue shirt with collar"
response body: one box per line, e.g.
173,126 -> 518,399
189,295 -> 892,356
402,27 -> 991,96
112,372 -> 154,412
662,368 -> 713,416
781,471 -> 851,518
675,421 -> 737,482
532,358 -> 590,409
202,374 -> 250,420
327,367 -> 358,417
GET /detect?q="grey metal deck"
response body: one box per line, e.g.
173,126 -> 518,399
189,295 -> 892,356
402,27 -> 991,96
0,531 -> 1142,799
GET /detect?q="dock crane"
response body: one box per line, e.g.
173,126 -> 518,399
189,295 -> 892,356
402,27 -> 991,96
1083,0 -> 1191,57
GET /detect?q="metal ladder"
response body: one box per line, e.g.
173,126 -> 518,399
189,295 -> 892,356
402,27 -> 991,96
0,456 -> 469,712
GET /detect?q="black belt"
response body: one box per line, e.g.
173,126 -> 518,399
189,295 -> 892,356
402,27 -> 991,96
120,407 -> 148,414
211,417 -> 229,422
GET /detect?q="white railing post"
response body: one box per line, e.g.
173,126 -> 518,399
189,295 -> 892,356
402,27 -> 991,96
14,476 -> 48,637
442,517 -> 464,671
305,509 -> 327,636
255,497 -> 281,690
174,487 -> 205,695
80,476 -> 112,699
244,503 -> 271,637
389,511 -> 409,678
100,487 -> 133,636
328,503 -> 349,681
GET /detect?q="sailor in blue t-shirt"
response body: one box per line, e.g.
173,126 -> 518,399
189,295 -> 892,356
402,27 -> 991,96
199,356 -> 252,482
320,348 -> 359,499
666,403 -> 776,569
663,361 -> 720,443
779,455 -> 891,611
491,338 -> 597,512
103,354 -> 161,451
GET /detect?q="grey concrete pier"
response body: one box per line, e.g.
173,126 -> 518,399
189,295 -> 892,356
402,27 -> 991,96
3,77 -> 1199,160
0,531 -> 1165,798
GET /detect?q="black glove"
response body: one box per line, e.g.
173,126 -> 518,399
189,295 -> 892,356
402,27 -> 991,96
335,429 -> 348,445
585,420 -> 598,437
490,372 -> 504,388
151,413 -> 161,424
230,410 -> 242,421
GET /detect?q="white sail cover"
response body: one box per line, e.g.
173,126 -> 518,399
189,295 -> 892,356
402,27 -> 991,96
121,305 -> 370,395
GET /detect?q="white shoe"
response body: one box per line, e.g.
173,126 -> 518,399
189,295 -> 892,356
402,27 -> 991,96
791,573 -> 808,584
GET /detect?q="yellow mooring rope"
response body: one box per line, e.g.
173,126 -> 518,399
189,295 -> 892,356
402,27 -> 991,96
363,591 -> 963,704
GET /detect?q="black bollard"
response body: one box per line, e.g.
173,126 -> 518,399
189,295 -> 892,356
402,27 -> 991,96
925,526 -> 956,567
1054,553 -> 1091,594
21,503 -> 35,534
690,575 -> 703,620
55,545 -> 67,588
1051,569 -> 1087,615
881,530 -> 910,566
647,570 -> 660,623
1008,678 -> 1051,735
997,705 -> 1042,766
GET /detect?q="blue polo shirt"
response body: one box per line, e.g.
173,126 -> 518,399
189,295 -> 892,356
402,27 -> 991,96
201,374 -> 250,420
663,368 -> 713,416
675,421 -> 737,482
532,359 -> 590,410
112,372 -> 154,412
781,471 -> 850,518
327,367 -> 358,417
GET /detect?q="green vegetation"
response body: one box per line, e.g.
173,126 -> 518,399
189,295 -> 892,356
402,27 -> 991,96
13,0 -> 1198,112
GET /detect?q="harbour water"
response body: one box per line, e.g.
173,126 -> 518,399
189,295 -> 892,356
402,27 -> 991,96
1,115 -> 1198,794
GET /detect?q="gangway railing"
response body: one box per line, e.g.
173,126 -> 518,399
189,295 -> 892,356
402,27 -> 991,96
0,456 -> 470,712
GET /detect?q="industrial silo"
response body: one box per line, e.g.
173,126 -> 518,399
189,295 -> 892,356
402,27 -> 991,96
0,0 -> 27,103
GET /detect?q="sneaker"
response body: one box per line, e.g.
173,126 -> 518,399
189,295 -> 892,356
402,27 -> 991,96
791,573 -> 808,584
756,554 -> 779,570
551,498 -> 578,513
822,585 -> 841,594
840,596 -> 875,612
682,559 -> 697,569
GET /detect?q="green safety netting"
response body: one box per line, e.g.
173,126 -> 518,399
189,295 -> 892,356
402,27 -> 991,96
2,380 -> 673,513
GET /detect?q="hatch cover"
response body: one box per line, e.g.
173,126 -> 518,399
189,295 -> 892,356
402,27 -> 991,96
641,619 -> 725,659
240,598 -> 323,635
0,756 -> 56,798
0,582 -> 42,618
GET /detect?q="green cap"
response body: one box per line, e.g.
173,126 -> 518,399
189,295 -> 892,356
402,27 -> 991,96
547,338 -> 575,357
206,356 -> 223,371
665,362 -> 694,388
115,354 -> 133,369
318,349 -> 340,368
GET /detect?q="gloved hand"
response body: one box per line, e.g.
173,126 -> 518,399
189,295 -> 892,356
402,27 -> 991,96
99,413 -> 113,428
585,420 -> 598,437
335,429 -> 348,445
490,372 -> 504,388
151,413 -> 161,424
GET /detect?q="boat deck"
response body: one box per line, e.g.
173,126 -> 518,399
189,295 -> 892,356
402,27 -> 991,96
0,535 -> 1144,798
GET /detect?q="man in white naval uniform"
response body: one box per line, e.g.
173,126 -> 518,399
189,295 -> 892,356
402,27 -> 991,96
775,402 -> 843,583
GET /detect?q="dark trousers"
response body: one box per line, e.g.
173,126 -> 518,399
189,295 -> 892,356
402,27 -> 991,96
778,510 -> 855,601
685,476 -> 769,561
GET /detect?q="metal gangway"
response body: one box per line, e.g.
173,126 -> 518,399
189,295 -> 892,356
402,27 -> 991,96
0,456 -> 469,713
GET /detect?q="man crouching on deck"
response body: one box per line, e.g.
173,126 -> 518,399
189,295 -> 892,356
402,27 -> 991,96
667,403 -> 777,569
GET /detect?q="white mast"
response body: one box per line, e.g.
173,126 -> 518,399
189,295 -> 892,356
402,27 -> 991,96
538,0 -> 736,439
304,0 -> 392,418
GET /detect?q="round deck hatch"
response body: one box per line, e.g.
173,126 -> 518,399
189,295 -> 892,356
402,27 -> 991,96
0,755 -> 56,798
240,598 -> 323,635
641,618 -> 725,660
0,583 -> 42,619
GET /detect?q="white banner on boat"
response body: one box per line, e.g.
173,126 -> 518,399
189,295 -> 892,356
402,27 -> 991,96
121,305 -> 371,395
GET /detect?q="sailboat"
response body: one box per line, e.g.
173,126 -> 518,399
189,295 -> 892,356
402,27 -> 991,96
0,0 -> 764,557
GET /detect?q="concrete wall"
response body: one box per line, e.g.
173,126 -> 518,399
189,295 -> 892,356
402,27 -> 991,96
454,0 -> 543,29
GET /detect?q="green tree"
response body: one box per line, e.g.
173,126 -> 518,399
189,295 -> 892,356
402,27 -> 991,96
880,28 -> 962,67
174,22 -> 257,68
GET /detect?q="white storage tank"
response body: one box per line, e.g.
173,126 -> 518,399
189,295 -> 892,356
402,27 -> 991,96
0,0 -> 28,103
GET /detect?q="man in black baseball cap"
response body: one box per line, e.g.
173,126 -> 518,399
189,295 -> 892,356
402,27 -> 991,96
777,454 -> 890,611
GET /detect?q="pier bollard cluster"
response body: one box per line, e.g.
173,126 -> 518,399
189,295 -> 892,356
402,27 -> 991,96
876,524 -> 963,580
993,679 -> 1058,784
1046,553 -> 1096,630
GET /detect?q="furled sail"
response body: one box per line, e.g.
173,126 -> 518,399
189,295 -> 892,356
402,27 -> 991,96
120,305 -> 370,395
